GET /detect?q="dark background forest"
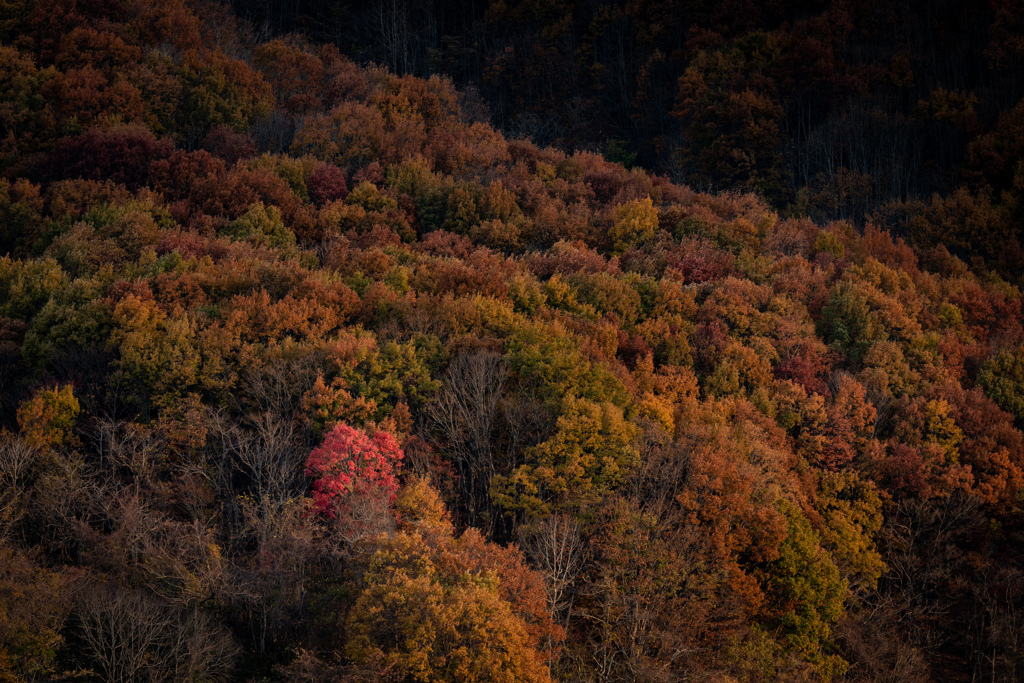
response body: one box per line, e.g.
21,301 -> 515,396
228,0 -> 1024,271
2,0 -> 1024,681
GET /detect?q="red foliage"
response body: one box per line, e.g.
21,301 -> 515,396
873,443 -> 933,499
775,354 -> 828,396
616,330 -> 652,369
105,278 -> 154,304
935,383 -> 1024,508
525,240 -> 618,278
152,271 -> 209,310
149,149 -> 226,201
42,66 -> 148,129
949,284 -> 1023,348
305,423 -> 404,518
577,152 -> 629,203
351,161 -> 385,186
254,39 -> 326,114
412,247 -> 515,298
189,166 -> 299,221
45,126 -> 173,190
202,125 -> 257,166
307,162 -> 348,205
663,238 -> 735,284
415,230 -> 475,259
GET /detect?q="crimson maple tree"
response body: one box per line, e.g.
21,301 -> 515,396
304,423 -> 403,518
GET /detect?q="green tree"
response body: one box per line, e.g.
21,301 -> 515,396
979,346 -> 1024,424
817,282 -> 888,365
491,395 -> 640,518
673,32 -> 786,202
759,501 -> 848,680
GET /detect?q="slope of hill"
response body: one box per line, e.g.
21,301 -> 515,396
227,0 -> 1024,276
1,1 -> 1023,681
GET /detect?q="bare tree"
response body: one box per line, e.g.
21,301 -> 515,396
237,355 -> 323,423
94,418 -> 164,491
426,349 -> 507,532
29,451 -> 99,561
369,0 -> 413,74
518,514 -> 585,620
965,564 -> 1024,683
230,497 -> 319,654
835,601 -> 930,683
229,411 -> 309,505
0,436 -> 36,541
76,585 -> 238,683
878,494 -> 985,656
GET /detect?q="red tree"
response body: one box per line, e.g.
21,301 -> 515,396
307,162 -> 348,205
304,424 -> 403,518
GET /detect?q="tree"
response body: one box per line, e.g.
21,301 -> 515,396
291,102 -> 386,172
344,479 -> 557,683
818,282 -> 887,365
426,349 -> 506,532
16,384 -> 79,450
304,423 -> 403,520
609,196 -> 658,254
516,514 -> 585,619
75,585 -> 238,683
491,395 -> 640,519
0,542 -> 72,681
45,126 -> 173,190
758,501 -> 848,680
307,162 -> 348,205
672,33 -> 786,201
978,346 -> 1024,425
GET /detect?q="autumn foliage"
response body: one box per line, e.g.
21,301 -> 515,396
305,423 -> 403,517
1,0 -> 1024,681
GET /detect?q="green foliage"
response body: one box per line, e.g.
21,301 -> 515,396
759,501 -> 848,680
567,272 -> 643,326
0,257 -> 67,320
341,336 -> 444,418
705,339 -> 777,398
223,202 -> 296,249
346,181 -> 397,212
979,346 -> 1024,423
818,282 -> 887,364
491,395 -> 640,518
505,319 -> 629,407
507,274 -> 547,314
0,178 -> 42,256
814,231 -> 846,259
21,276 -> 111,367
176,50 -> 273,144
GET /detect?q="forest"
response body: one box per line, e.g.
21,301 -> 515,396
226,0 -> 1024,270
0,0 -> 1023,681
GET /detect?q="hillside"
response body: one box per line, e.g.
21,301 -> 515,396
227,0 -> 1024,277
1,0 -> 1024,681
